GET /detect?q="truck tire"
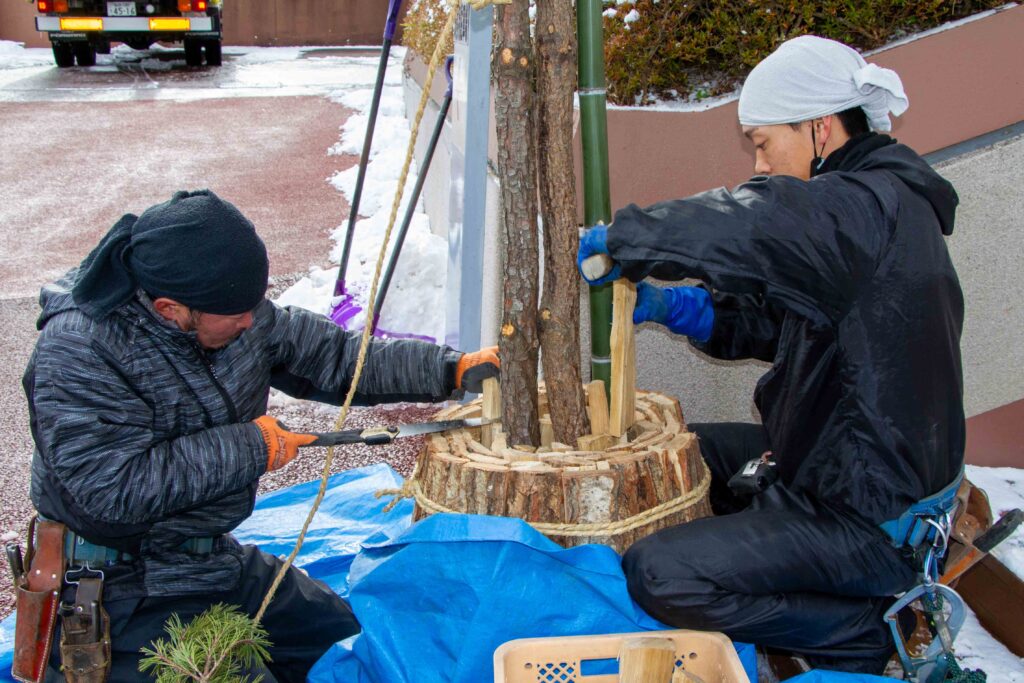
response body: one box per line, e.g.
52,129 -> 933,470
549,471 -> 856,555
52,42 -> 74,68
72,43 -> 96,67
204,39 -> 222,66
184,39 -> 203,67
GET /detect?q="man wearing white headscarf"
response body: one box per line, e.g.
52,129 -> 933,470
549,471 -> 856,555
576,36 -> 964,673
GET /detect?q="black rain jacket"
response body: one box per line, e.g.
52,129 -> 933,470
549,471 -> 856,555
607,133 -> 965,525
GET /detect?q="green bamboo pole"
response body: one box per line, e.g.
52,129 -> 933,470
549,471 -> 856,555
577,0 -> 613,393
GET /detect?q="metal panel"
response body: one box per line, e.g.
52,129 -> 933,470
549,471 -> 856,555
445,3 -> 491,351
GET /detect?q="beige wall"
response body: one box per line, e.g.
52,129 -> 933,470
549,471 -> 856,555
0,0 -> 406,48
583,4 -> 1024,213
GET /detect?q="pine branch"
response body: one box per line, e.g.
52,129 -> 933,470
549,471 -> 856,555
138,603 -> 272,683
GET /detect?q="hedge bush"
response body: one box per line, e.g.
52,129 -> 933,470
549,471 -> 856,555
402,0 -> 454,68
402,0 -> 1006,106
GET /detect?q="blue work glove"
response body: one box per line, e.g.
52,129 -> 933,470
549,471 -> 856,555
577,225 -> 621,286
633,282 -> 715,342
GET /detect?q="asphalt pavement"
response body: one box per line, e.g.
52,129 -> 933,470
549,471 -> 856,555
0,46 -> 430,618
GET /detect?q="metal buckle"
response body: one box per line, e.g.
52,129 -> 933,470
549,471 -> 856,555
63,563 -> 104,587
60,563 -> 105,619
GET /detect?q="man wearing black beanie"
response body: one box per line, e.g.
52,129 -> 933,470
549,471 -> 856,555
20,190 -> 500,681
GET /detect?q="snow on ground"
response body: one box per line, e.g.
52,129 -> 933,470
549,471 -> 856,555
952,466 -> 1024,680
0,40 -> 51,87
275,48 -> 448,343
965,466 -> 1024,578
0,40 -> 52,68
0,41 -> 402,103
2,37 -> 1023,679
0,37 -> 451,341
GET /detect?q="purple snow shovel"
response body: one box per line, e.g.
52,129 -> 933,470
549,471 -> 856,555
329,0 -> 404,328
369,56 -> 455,345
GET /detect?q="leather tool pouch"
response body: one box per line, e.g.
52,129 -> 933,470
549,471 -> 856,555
12,518 -> 66,683
59,576 -> 111,683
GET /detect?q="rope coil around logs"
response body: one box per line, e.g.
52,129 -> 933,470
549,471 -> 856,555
376,455 -> 712,538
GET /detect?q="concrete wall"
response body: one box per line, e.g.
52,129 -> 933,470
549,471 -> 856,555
0,0 -> 406,48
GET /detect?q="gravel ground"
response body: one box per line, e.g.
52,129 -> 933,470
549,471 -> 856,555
0,296 -> 43,619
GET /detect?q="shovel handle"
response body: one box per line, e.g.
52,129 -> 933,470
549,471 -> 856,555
384,0 -> 403,41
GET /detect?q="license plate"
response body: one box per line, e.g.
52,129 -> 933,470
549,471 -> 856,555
107,2 -> 136,16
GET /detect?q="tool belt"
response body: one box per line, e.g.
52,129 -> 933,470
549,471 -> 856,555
7,517 -> 111,683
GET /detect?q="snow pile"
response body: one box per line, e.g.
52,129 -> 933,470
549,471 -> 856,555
0,40 -> 52,69
275,48 -> 447,343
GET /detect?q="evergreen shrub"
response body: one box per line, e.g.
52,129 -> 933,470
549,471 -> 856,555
402,0 -> 1006,106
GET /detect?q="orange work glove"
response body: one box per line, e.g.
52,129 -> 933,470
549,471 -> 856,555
253,415 -> 317,472
455,346 -> 500,393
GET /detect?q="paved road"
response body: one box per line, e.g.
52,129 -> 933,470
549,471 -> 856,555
0,48 -> 421,618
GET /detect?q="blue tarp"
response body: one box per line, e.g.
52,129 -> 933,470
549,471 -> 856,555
0,464 -> 895,682
307,512 -> 757,682
231,463 -> 415,598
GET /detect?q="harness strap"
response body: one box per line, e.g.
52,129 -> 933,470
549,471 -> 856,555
880,466 -> 965,549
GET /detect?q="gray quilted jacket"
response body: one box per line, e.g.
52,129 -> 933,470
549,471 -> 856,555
24,270 -> 459,599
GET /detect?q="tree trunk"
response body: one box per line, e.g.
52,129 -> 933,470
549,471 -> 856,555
493,0 -> 540,447
536,0 -> 590,446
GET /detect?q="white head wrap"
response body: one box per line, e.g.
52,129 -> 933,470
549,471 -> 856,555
737,35 -> 908,132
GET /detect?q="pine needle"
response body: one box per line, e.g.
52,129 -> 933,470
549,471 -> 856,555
138,604 -> 272,683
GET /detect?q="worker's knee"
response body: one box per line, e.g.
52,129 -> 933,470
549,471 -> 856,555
622,540 -> 656,609
622,535 -> 719,630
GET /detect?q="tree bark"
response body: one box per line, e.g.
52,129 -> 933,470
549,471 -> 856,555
493,0 -> 541,448
536,0 -> 590,446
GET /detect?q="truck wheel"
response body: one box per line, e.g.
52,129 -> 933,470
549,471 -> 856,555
72,43 -> 96,67
52,42 -> 74,68
184,39 -> 203,67
204,40 -> 222,67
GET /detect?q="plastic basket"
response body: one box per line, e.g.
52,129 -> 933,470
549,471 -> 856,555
493,629 -> 750,682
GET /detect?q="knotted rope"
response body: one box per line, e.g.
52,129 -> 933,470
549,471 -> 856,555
376,456 -> 712,538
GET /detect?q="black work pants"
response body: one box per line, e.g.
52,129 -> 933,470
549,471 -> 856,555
50,545 -> 359,682
622,423 -> 917,674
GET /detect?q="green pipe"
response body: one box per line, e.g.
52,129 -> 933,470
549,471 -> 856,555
577,0 -> 613,393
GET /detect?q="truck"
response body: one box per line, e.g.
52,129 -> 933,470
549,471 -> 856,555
33,0 -> 223,68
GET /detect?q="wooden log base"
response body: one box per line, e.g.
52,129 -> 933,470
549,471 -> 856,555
405,387 -> 713,553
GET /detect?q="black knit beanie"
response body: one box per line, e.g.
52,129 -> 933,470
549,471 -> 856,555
72,190 -> 269,319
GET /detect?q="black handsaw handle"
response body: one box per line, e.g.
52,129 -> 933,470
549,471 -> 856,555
304,426 -> 400,448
